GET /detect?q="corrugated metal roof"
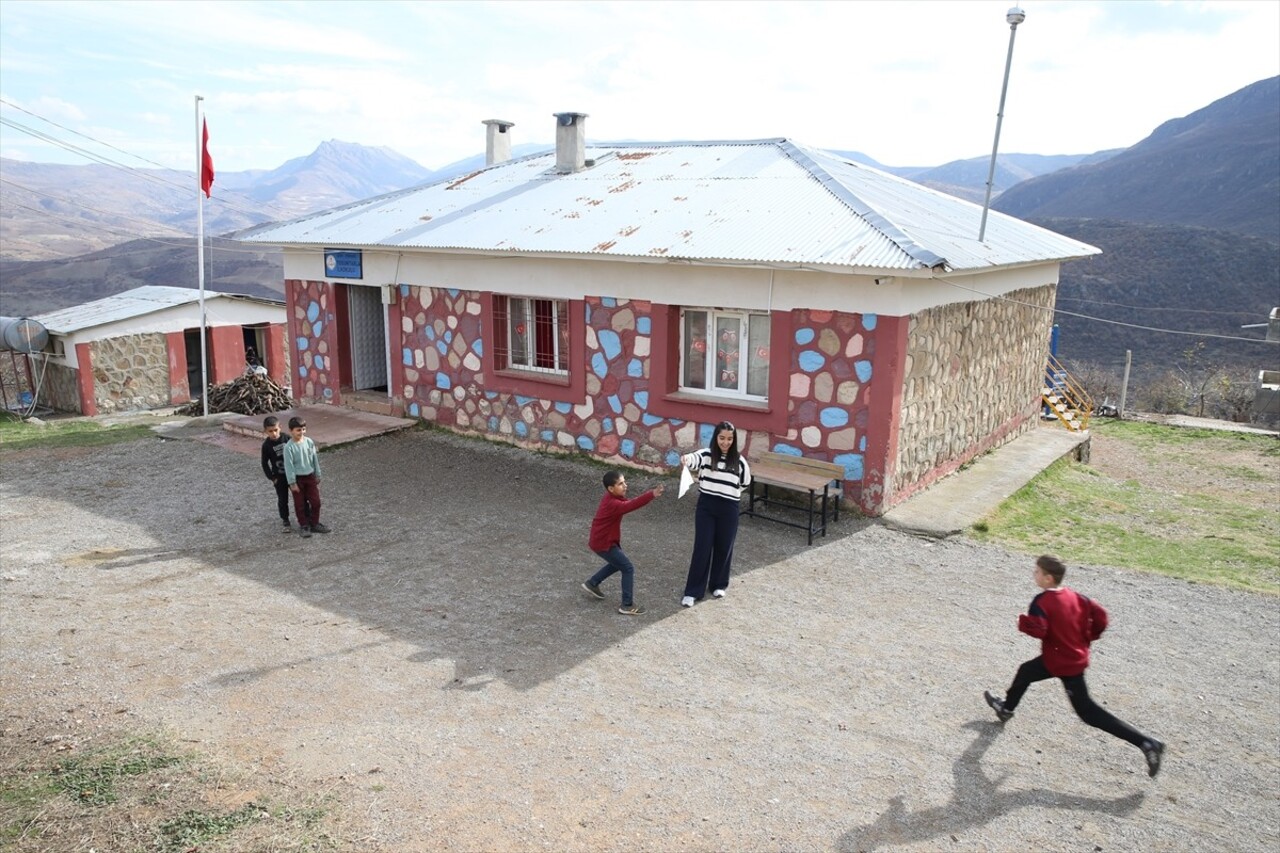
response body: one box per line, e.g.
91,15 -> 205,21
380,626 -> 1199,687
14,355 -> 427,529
32,286 -> 276,334
237,138 -> 1099,272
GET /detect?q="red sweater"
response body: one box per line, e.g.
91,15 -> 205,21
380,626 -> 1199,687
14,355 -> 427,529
1018,586 -> 1109,677
588,489 -> 657,552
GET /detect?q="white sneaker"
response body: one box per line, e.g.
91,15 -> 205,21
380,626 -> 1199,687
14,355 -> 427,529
680,596 -> 696,608
712,589 -> 726,598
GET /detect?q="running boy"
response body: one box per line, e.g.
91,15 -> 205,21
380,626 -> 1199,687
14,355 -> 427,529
283,416 -> 330,538
581,470 -> 663,615
983,554 -> 1165,777
260,415 -> 291,531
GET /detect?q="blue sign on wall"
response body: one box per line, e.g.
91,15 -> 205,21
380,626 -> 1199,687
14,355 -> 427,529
324,249 -> 362,279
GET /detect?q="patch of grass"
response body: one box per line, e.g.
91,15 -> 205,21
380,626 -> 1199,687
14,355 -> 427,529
972,432 -> 1274,591
53,740 -> 185,805
0,418 -> 154,453
157,802 -> 266,851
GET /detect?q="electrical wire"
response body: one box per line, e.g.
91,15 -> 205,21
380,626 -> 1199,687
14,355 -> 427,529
935,274 -> 1277,345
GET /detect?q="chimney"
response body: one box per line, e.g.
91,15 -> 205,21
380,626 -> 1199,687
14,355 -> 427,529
483,119 -> 515,166
553,112 -> 588,173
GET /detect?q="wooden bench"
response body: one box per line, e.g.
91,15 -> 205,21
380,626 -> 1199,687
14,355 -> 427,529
740,451 -> 844,545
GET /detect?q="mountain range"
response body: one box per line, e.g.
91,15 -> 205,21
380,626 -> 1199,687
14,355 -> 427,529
1,77 -> 1276,384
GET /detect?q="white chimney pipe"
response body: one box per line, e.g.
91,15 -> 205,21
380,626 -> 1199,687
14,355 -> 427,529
553,112 -> 588,173
483,119 -> 515,166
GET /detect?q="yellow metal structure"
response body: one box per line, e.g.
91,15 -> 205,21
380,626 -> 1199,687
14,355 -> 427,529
1042,353 -> 1092,432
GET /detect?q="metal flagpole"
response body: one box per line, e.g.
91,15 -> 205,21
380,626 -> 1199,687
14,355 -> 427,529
978,7 -> 1026,243
195,95 -> 208,416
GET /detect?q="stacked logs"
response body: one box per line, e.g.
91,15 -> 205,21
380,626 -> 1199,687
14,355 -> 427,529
177,373 -> 294,416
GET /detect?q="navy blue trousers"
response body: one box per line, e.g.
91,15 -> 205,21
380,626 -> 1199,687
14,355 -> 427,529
683,493 -> 740,599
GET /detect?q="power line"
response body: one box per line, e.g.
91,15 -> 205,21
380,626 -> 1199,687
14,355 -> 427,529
1054,295 -> 1269,318
936,275 -> 1278,345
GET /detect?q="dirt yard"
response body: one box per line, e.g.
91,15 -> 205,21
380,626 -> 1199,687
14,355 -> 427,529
1,423 -> 1277,851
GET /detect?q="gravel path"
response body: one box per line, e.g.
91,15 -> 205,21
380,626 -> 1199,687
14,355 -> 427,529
1,427 -> 1277,851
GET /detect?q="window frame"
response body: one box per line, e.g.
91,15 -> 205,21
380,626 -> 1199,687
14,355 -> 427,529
678,306 -> 771,401
482,293 -> 585,402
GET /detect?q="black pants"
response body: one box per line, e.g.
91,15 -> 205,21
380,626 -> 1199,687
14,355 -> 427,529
1005,656 -> 1149,748
273,479 -> 291,521
683,493 -> 740,599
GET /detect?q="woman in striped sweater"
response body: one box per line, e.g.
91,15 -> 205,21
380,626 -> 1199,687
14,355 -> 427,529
679,421 -> 752,607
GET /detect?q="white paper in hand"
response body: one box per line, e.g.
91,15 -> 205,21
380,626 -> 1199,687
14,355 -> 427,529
678,463 -> 694,499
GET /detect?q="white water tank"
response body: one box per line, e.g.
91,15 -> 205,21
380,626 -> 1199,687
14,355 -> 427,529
0,317 -> 49,353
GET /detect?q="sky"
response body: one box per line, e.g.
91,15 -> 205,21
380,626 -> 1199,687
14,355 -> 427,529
1,0 -> 1278,176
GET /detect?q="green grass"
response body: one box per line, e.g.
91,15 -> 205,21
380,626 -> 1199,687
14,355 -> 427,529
971,421 -> 1280,593
157,803 -> 266,851
53,740 -> 186,805
0,415 -> 154,453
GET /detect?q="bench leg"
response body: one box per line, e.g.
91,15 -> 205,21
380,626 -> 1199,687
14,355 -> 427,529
820,486 -> 829,538
806,491 -> 815,546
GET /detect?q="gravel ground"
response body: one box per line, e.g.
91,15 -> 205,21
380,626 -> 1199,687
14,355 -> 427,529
1,425 -> 1277,851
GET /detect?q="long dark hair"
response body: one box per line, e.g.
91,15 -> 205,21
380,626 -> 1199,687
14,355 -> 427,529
707,421 -> 741,470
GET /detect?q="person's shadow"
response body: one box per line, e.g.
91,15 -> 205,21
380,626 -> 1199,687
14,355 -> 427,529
840,721 -> 1145,851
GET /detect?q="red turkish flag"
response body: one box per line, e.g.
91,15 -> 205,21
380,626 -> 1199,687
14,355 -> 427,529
201,119 -> 214,197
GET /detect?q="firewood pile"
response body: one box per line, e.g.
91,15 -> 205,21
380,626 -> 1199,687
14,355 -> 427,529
177,373 -> 293,416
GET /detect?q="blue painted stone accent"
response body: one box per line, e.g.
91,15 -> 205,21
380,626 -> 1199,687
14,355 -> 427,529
699,423 -> 715,445
515,395 -> 534,406
641,413 -> 663,426
635,391 -> 649,409
400,284 -> 409,297
859,436 -> 866,451
425,326 -> 436,341
447,288 -> 460,298
403,348 -> 413,366
541,430 -> 556,442
798,350 -> 825,372
313,355 -> 325,370
621,439 -> 636,458
637,317 -> 651,335
591,352 -> 608,378
602,417 -> 614,433
585,304 -> 592,323
863,314 -> 877,330
313,320 -> 323,337
670,419 -> 685,426
771,443 -> 804,457
296,337 -> 309,351
485,391 -> 499,400
577,435 -> 595,451
834,452 -> 864,480
601,297 -> 617,308
472,339 -> 483,355
598,329 -> 622,361
488,416 -> 498,432
607,394 -> 622,414
299,365 -> 308,378
306,302 -> 320,323
322,387 -> 333,399
627,358 -> 643,377
795,327 -> 815,345
665,450 -> 682,467
436,340 -> 448,356
409,402 -> 420,417
444,330 -> 453,344
819,407 -> 850,428
855,360 -> 873,382
515,421 -> 528,437
555,402 -> 572,414
436,373 -> 451,390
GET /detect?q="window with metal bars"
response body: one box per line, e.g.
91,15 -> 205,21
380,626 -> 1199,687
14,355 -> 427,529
493,295 -> 569,374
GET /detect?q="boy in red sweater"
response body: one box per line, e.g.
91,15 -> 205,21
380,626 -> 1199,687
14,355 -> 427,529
581,470 -> 664,615
984,555 -> 1166,778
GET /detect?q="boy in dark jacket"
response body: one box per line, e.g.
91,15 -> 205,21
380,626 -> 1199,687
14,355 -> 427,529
984,554 -> 1166,778
581,470 -> 663,615
260,415 -> 291,531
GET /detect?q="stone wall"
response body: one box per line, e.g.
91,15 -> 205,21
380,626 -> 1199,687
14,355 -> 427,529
40,361 -> 81,413
90,333 -> 171,413
892,285 -> 1055,499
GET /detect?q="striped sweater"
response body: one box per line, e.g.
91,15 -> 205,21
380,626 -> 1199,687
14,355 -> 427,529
682,448 -> 751,501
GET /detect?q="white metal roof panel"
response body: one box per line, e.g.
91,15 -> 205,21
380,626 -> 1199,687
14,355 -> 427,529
238,139 -> 1099,273
33,285 -> 269,334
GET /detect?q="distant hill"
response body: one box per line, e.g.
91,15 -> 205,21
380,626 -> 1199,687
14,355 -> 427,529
0,139 -> 435,263
1048,218 -> 1278,379
0,237 -> 282,317
994,77 -> 1280,241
